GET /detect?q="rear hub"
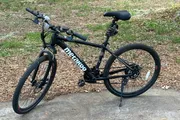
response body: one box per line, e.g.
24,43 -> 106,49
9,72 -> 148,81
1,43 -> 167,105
125,64 -> 142,79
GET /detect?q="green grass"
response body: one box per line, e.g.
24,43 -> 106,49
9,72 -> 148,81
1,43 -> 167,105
172,36 -> 180,43
0,0 -> 59,11
0,32 -> 42,57
87,23 -> 110,31
176,57 -> 180,64
85,6 -> 180,43
0,40 -> 23,49
0,40 -> 24,57
0,0 -> 179,57
143,20 -> 177,34
24,32 -> 41,43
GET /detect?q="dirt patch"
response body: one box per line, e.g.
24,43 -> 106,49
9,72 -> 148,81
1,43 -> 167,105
155,42 -> 180,89
0,50 -> 106,102
0,0 -> 180,102
1,41 -> 180,102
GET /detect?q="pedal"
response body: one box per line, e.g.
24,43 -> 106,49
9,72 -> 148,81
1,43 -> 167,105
78,79 -> 85,87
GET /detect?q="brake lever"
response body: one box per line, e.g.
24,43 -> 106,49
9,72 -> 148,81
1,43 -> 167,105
58,26 -> 69,32
33,17 -> 40,24
24,17 -> 40,25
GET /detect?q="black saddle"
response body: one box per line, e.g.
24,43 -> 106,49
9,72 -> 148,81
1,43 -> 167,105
104,10 -> 131,21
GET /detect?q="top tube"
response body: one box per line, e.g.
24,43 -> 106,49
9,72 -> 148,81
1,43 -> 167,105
56,35 -> 104,49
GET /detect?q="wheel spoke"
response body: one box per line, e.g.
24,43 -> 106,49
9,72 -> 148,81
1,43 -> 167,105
13,55 -> 56,114
104,44 -> 160,98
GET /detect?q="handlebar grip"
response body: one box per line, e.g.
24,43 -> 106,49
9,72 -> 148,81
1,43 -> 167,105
26,8 -> 37,16
73,32 -> 87,41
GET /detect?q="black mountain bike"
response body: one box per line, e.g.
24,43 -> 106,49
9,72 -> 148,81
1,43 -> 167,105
12,8 -> 161,114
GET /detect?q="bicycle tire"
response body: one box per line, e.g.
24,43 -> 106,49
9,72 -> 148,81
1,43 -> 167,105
103,43 -> 161,98
12,55 -> 57,114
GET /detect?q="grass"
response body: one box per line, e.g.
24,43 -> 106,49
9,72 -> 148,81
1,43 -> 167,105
172,36 -> 180,43
176,57 -> 180,64
24,32 -> 41,43
0,0 -> 179,57
87,16 -> 179,43
0,40 -> 23,57
0,40 -> 23,49
87,23 -> 110,31
1,0 -> 180,103
0,32 -> 41,57
87,6 -> 180,43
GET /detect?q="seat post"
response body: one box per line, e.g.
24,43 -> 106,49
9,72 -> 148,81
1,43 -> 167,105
111,17 -> 118,26
105,18 -> 119,38
95,18 -> 118,70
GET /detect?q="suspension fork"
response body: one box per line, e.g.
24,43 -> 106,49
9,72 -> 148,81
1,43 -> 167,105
31,50 -> 54,86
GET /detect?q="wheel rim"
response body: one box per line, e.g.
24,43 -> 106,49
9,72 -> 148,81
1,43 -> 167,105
108,48 -> 157,95
18,60 -> 52,109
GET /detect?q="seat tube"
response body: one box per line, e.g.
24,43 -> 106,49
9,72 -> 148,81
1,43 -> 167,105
95,36 -> 110,69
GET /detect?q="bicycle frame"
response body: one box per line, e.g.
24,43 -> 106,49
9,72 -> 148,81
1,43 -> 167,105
49,33 -> 132,81
12,9 -> 161,114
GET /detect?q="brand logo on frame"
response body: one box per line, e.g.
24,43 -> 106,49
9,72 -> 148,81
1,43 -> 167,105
64,47 -> 87,71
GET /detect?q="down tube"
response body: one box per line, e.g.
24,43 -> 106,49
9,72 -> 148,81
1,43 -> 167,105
57,40 -> 91,72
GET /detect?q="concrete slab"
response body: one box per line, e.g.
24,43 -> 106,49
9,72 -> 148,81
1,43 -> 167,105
0,89 -> 180,120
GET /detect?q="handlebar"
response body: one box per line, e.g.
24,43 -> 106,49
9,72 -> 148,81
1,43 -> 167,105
26,8 -> 38,16
26,8 -> 44,18
73,32 -> 87,41
26,8 -> 87,41
66,30 -> 87,41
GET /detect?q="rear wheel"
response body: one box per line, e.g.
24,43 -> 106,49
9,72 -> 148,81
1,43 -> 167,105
104,44 -> 161,98
12,55 -> 57,114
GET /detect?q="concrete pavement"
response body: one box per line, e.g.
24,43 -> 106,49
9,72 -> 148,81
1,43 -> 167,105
0,89 -> 180,120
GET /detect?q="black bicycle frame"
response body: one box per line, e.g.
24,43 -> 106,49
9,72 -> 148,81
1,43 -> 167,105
50,33 -> 132,81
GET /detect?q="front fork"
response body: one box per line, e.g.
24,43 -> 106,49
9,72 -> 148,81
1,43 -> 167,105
31,49 -> 55,88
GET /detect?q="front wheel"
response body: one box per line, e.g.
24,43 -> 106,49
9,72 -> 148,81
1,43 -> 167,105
12,55 -> 57,114
104,44 -> 161,98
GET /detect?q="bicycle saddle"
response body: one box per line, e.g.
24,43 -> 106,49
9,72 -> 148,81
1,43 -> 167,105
104,10 -> 131,21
